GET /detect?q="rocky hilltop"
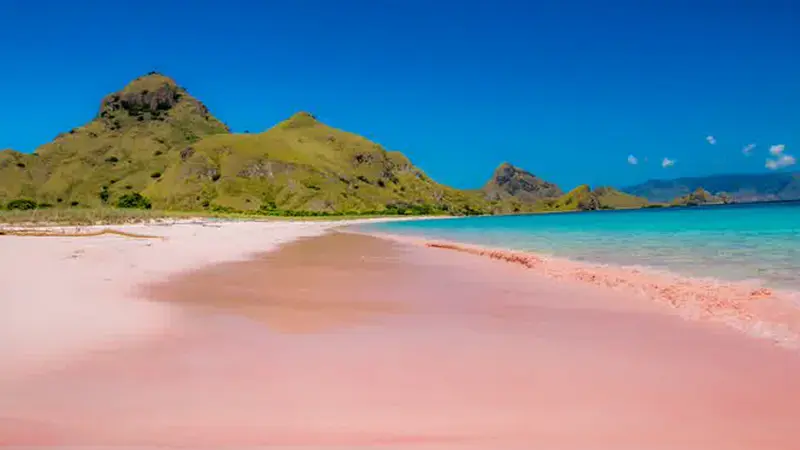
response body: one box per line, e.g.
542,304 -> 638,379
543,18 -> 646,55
482,163 -> 563,203
1,73 -> 652,216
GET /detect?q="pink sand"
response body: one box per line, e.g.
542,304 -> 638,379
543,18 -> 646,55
2,228 -> 800,449
364,231 -> 800,347
0,220 -> 352,382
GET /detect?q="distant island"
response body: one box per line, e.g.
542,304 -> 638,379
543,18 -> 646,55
2,72 -> 794,218
669,188 -> 730,207
623,172 -> 800,204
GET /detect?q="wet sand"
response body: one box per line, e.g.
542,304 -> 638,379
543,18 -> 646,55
3,232 -> 800,448
365,232 -> 800,347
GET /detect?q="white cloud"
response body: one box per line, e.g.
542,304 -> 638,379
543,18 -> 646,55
706,135 -> 717,145
765,154 -> 796,170
662,157 -> 675,168
742,143 -> 756,155
769,144 -> 785,155
627,154 -> 638,165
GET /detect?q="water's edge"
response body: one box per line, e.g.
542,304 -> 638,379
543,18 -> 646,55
345,228 -> 800,349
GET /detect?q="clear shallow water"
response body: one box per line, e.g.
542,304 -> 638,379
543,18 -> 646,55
358,202 -> 800,291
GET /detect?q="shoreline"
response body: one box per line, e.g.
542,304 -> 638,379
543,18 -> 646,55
350,229 -> 800,348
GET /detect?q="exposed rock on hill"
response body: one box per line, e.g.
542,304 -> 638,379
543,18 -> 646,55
482,162 -> 562,203
671,187 -> 727,206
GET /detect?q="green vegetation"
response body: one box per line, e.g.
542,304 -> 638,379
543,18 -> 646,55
99,186 -> 110,203
0,73 -> 655,221
536,185 -> 600,211
0,207 -> 190,226
117,192 -> 153,209
592,186 -> 650,209
5,198 -> 38,210
527,185 -> 648,212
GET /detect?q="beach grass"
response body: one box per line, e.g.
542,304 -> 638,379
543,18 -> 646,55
0,208 -> 196,226
0,207 -> 418,227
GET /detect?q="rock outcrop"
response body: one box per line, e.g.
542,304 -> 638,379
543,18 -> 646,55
671,187 -> 727,206
482,162 -> 562,203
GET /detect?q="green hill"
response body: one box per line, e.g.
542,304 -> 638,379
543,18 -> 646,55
592,186 -> 650,209
143,111 -> 490,215
533,185 -> 650,212
2,73 -> 230,208
0,149 -> 45,201
0,73 -> 653,217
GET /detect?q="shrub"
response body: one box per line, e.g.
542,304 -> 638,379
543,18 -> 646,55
210,203 -> 237,213
384,202 -> 438,216
99,186 -> 110,203
260,200 -> 278,212
6,199 -> 37,210
117,193 -> 152,209
105,156 -> 119,164
150,171 -> 162,179
16,162 -> 25,168
153,150 -> 163,156
70,201 -> 80,207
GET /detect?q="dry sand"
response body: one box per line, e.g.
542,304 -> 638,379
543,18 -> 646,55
0,219 -> 386,382
2,224 -> 800,448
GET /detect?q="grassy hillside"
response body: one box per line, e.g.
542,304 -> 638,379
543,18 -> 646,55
144,111 -> 490,215
1,72 -> 654,217
0,149 -> 44,200
2,73 -> 230,209
533,185 -> 650,212
593,186 -> 650,209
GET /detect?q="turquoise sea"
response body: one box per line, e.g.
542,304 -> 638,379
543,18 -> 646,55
358,202 -> 800,291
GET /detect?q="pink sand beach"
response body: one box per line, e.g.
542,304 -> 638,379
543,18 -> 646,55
2,222 -> 800,449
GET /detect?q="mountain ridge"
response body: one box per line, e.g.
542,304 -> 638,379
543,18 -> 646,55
1,72 -> 651,216
623,171 -> 800,203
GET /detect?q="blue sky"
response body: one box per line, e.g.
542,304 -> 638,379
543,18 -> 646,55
0,0 -> 797,189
